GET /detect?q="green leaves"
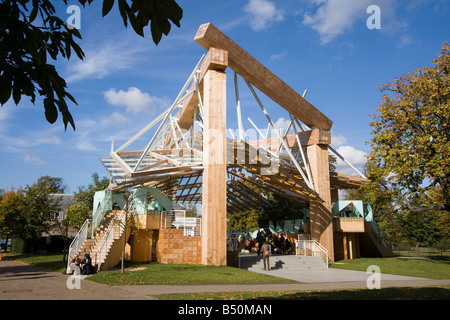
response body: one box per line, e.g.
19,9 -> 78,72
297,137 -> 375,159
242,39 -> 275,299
106,0 -> 183,45
0,0 -> 183,131
0,0 -> 84,131
102,0 -> 115,17
367,42 -> 450,213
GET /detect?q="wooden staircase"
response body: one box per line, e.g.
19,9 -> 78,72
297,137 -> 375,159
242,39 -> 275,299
75,210 -> 126,269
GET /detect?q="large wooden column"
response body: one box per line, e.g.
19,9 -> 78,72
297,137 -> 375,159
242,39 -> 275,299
201,48 -> 228,266
307,143 -> 335,262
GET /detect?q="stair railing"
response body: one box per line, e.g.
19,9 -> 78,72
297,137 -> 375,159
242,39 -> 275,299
92,191 -> 114,238
296,239 -> 329,268
66,219 -> 91,273
96,209 -> 127,271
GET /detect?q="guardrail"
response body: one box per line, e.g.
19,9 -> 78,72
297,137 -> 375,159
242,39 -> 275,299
296,239 -> 329,268
160,210 -> 201,236
66,219 -> 91,274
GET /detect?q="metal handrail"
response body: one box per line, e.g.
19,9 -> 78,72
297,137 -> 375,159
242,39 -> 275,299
160,210 -> 201,236
296,239 -> 329,268
96,210 -> 127,271
66,219 -> 91,273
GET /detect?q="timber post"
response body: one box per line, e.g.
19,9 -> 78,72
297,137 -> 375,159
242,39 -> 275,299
201,48 -> 228,266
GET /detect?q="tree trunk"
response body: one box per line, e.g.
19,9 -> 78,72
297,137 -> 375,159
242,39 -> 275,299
121,210 -> 128,274
416,240 -> 420,256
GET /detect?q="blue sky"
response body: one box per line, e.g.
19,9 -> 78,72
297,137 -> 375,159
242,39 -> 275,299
1,0 -> 449,193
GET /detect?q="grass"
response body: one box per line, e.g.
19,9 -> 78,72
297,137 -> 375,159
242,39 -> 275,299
87,262 -> 295,286
1,252 -> 68,273
330,255 -> 450,280
156,286 -> 450,300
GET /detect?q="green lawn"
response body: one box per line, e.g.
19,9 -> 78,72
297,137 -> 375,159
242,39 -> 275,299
330,255 -> 450,279
2,252 -> 68,273
87,262 -> 295,285
156,286 -> 450,300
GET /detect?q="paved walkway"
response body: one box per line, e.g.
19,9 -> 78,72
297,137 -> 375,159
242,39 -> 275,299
1,259 -> 449,300
0,260 -> 150,300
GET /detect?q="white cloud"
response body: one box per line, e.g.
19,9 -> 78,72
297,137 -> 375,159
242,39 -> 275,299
23,154 -> 46,165
244,0 -> 284,31
270,50 -> 288,61
303,0 -> 372,44
75,138 -> 97,152
105,112 -> 131,125
398,34 -> 413,48
333,145 -> 367,175
273,117 -> 291,132
331,134 -> 347,147
0,130 -> 63,150
65,39 -> 149,83
103,87 -> 170,115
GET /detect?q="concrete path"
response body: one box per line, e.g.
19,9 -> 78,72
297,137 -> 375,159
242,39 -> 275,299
1,259 -> 449,300
0,260 -> 151,300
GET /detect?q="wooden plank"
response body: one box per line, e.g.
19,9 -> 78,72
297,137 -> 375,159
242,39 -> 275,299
194,23 -> 333,130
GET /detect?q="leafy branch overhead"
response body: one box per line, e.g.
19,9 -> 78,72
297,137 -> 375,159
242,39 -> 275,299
0,0 -> 183,131
99,0 -> 183,45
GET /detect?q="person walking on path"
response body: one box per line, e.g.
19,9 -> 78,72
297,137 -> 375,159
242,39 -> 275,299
261,240 -> 271,271
256,230 -> 264,256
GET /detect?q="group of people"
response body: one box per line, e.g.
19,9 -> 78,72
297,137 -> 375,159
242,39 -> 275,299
239,230 -> 294,271
272,234 -> 294,255
70,253 -> 94,275
242,230 -> 294,256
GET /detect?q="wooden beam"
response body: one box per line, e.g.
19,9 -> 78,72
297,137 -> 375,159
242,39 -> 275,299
247,129 -> 331,151
175,47 -> 228,130
307,143 -> 334,262
201,53 -> 228,266
194,23 -> 333,130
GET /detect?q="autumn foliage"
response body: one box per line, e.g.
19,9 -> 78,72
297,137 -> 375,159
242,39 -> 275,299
367,42 -> 450,214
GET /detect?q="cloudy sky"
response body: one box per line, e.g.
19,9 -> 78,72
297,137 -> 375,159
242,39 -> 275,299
1,0 -> 449,193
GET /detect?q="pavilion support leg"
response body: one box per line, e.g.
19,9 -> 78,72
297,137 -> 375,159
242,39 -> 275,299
307,143 -> 335,263
201,67 -> 227,266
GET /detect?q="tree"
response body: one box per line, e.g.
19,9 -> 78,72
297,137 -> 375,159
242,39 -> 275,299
63,204 -> 89,229
366,42 -> 450,214
32,176 -> 66,194
184,203 -> 199,217
74,172 -> 110,210
22,178 -> 62,251
258,194 -> 306,228
227,210 -> 260,232
0,0 -> 183,130
0,188 -> 27,251
0,180 -> 62,252
398,208 -> 443,256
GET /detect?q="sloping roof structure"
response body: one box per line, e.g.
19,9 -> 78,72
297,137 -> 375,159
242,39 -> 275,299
100,23 -> 369,214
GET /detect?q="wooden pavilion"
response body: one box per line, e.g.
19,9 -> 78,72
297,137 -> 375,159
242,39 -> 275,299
99,23 -> 371,266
